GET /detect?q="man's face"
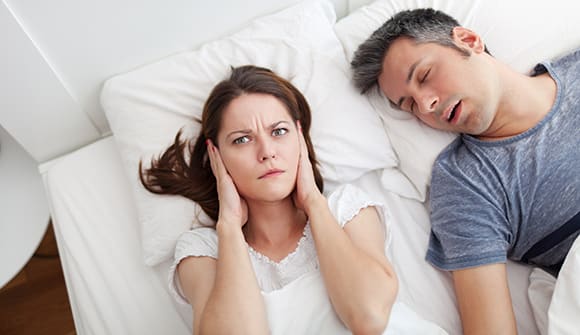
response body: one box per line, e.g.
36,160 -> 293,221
378,30 -> 500,136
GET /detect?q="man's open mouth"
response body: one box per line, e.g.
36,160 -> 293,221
447,101 -> 460,122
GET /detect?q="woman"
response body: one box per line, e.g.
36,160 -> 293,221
140,65 -> 398,334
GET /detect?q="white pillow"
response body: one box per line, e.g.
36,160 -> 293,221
546,236 -> 580,335
335,0 -> 580,201
101,0 -> 397,266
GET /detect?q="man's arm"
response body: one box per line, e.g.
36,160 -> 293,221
453,263 -> 517,335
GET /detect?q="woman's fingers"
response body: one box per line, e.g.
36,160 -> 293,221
294,121 -> 323,213
297,121 -> 313,179
297,121 -> 309,163
297,121 -> 311,177
207,139 -> 226,181
206,140 -> 216,175
206,139 -> 248,228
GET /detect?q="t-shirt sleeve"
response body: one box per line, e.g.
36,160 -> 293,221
169,227 -> 218,304
327,184 -> 392,249
426,155 -> 512,271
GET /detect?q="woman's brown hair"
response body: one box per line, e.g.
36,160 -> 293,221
139,65 -> 324,224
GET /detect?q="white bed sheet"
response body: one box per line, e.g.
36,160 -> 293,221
41,137 -> 191,334
41,136 -> 539,334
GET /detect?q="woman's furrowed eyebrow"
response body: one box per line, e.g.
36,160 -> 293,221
225,120 -> 290,140
226,129 -> 251,140
269,120 -> 290,129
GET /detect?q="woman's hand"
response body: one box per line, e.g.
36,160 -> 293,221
293,122 -> 324,214
195,143 -> 268,335
207,140 -> 248,228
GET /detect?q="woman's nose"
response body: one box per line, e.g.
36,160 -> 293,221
258,140 -> 276,161
260,153 -> 276,161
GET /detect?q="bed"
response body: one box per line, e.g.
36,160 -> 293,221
37,0 -> 580,334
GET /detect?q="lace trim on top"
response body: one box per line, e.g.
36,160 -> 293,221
246,223 -> 308,266
248,223 -> 319,292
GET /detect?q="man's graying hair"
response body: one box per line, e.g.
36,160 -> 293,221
351,8 -> 488,94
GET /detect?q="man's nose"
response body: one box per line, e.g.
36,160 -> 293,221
418,91 -> 439,115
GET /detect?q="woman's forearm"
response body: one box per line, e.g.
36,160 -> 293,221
306,197 -> 398,334
200,224 -> 269,335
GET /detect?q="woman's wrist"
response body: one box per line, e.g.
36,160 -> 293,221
216,220 -> 244,239
302,192 -> 327,216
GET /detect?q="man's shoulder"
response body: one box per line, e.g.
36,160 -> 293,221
534,47 -> 580,77
432,136 -> 478,172
552,47 -> 580,68
430,135 -> 507,194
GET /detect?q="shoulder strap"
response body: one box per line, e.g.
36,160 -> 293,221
521,211 -> 580,276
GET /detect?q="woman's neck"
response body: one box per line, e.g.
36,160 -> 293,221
243,197 -> 307,259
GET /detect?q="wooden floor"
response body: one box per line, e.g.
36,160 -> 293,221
0,223 -> 76,335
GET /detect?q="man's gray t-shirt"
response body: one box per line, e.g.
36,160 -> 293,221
426,48 -> 580,273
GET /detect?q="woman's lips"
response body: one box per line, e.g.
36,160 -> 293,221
259,169 -> 284,179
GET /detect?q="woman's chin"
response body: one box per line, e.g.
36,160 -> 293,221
246,187 -> 294,204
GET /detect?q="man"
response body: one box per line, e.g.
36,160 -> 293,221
351,8 -> 580,335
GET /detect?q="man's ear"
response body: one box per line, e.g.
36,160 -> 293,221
452,26 -> 485,53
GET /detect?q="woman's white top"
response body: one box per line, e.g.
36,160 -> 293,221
169,184 -> 389,304
168,184 -> 450,334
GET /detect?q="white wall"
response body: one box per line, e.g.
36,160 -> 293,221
0,0 -> 348,163
0,2 -> 101,162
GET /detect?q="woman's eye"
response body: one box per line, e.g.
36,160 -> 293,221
272,128 -> 288,137
233,136 -> 250,144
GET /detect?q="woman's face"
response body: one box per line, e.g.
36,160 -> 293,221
216,93 -> 300,202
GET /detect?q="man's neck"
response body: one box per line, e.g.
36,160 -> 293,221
479,66 -> 557,141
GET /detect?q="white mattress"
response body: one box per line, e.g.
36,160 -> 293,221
41,137 -> 191,334
41,136 -> 539,334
